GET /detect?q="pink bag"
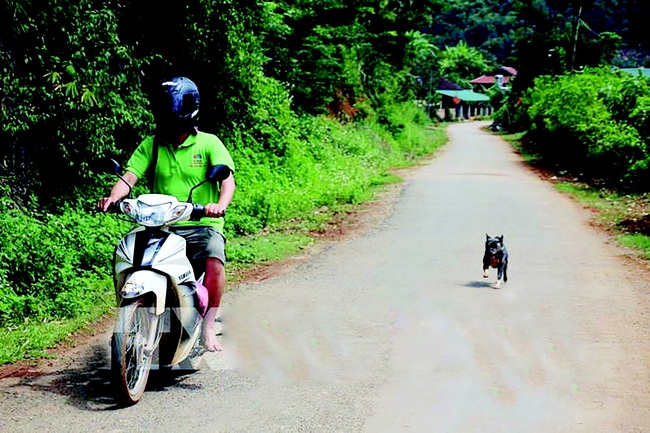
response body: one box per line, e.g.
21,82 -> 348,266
195,280 -> 209,317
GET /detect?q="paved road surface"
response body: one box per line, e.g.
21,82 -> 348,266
1,121 -> 648,432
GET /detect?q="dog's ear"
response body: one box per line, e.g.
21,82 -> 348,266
497,235 -> 504,242
486,234 -> 490,240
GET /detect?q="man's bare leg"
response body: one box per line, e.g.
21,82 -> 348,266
202,258 -> 224,351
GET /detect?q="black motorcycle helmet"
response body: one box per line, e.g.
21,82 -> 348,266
152,76 -> 200,137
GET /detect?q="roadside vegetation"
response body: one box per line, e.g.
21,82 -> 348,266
483,3 -> 650,263
0,105 -> 446,365
500,131 -> 650,261
1,1 -> 648,365
495,67 -> 650,191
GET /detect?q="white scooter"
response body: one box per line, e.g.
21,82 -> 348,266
101,158 -> 231,406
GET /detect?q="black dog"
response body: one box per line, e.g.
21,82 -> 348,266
483,234 -> 508,289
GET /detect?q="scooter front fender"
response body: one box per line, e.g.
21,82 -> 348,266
121,270 -> 167,316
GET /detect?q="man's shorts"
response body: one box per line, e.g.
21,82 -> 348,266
169,226 -> 226,276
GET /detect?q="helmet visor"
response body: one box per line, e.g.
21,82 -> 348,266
170,92 -> 198,118
152,93 -> 198,121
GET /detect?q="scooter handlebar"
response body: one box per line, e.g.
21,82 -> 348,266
106,201 -> 121,213
100,199 -> 216,222
190,204 -> 226,220
190,204 -> 206,221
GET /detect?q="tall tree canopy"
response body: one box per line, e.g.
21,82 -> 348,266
1,0 -> 647,207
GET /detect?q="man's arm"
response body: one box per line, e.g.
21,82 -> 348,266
98,171 -> 139,211
205,173 -> 235,217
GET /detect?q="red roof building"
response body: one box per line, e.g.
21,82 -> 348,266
471,67 -> 517,86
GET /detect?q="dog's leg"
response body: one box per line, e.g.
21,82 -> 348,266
504,260 -> 508,283
495,266 -> 504,289
482,255 -> 490,278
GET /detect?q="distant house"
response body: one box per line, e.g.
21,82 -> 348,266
618,68 -> 650,78
471,66 -> 518,91
434,77 -> 492,120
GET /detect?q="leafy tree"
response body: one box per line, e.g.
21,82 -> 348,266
426,0 -> 519,64
584,0 -> 650,65
508,0 -> 574,92
1,0 -> 648,208
1,0 -> 150,207
438,40 -> 491,87
258,0 -> 443,117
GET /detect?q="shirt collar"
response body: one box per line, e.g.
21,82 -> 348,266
178,133 -> 196,149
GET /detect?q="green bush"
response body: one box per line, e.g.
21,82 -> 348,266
224,102 -> 443,237
584,121 -> 647,188
0,206 -> 125,327
630,95 -> 650,141
519,67 -> 650,190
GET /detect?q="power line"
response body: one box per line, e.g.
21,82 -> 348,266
579,19 -> 600,37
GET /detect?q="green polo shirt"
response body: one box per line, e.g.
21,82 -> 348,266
125,131 -> 235,233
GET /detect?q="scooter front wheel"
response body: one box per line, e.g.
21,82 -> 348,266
111,296 -> 161,405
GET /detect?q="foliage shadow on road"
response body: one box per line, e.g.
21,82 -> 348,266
6,344 -> 122,411
4,343 -> 206,411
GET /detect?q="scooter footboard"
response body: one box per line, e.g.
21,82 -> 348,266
121,270 -> 167,316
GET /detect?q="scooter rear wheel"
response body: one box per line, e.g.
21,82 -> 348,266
111,296 -> 160,405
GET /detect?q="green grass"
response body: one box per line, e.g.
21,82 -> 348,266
555,184 -> 650,261
499,131 -> 542,165
0,280 -> 114,365
370,173 -> 403,186
617,233 -> 650,259
228,169 -> 412,278
229,232 -> 315,270
554,182 -> 628,220
554,182 -> 649,229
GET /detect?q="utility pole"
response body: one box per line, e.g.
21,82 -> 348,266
570,4 -> 583,71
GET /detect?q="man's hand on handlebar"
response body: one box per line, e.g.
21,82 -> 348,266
97,197 -> 119,212
97,172 -> 137,213
204,203 -> 227,218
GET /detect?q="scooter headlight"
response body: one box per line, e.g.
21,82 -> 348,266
135,201 -> 172,227
120,195 -> 188,227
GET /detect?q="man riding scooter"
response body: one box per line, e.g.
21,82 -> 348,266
98,76 -> 235,352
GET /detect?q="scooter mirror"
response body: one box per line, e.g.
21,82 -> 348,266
187,165 -> 232,203
97,157 -> 132,198
206,164 -> 231,183
98,157 -> 121,175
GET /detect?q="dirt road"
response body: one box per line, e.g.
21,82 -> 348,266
1,121 -> 648,432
